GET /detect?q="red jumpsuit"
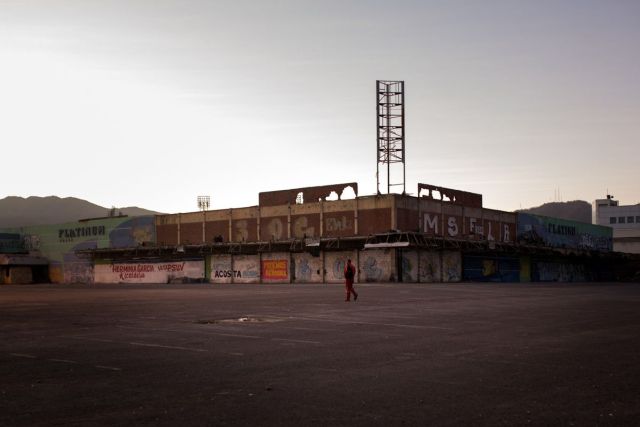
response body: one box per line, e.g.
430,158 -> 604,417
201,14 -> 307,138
344,263 -> 358,301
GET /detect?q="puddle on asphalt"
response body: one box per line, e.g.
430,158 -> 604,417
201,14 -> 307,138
195,316 -> 283,324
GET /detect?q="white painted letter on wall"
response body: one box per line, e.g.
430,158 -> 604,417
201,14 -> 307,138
447,217 -> 459,237
423,214 -> 439,234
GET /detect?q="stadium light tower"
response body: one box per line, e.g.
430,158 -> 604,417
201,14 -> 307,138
197,196 -> 210,211
376,80 -> 406,195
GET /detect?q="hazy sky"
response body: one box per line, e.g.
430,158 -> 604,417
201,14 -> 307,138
1,0 -> 638,214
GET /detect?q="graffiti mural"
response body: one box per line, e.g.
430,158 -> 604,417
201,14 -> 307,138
292,216 -> 316,238
401,251 -> 418,282
324,251 -> 356,283
361,249 -> 394,282
63,240 -> 96,284
292,253 -> 323,283
462,255 -> 520,282
418,251 -> 441,283
517,213 -> 612,251
3,216 -> 156,284
534,262 -> 588,282
109,217 -> 155,248
441,251 -> 462,282
263,218 -> 285,241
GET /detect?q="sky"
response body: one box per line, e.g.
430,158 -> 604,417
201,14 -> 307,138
1,0 -> 639,214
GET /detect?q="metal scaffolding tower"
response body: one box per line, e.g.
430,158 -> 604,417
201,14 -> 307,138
376,80 -> 405,195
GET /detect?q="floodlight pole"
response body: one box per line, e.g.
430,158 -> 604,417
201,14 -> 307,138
376,80 -> 405,195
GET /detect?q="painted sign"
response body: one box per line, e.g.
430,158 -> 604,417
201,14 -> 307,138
419,251 -> 441,282
2,216 -> 156,283
232,255 -> 260,283
517,213 -> 612,251
58,226 -> 105,243
94,260 -> 204,284
210,254 -> 234,283
210,254 -> 261,283
261,259 -> 288,280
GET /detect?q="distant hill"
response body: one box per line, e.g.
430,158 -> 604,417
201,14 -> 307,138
517,200 -> 592,223
0,196 -> 163,228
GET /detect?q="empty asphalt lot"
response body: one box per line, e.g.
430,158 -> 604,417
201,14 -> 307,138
1,282 -> 639,426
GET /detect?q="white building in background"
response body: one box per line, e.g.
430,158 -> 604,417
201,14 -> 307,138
593,195 -> 640,254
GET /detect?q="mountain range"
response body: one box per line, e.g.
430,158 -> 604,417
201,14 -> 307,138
516,200 -> 592,223
0,196 -> 163,228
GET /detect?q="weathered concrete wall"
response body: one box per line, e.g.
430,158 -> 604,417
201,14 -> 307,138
360,249 -> 395,282
482,209 -> 502,243
210,254 -> 234,283
260,205 -> 289,241
358,195 -> 394,235
259,183 -> 358,206
232,255 -> 260,283
290,202 -> 321,239
64,262 -> 94,284
0,266 -> 33,284
394,195 -> 419,232
442,251 -> 462,282
418,183 -> 482,208
94,261 -> 205,284
359,208 -> 392,236
462,255 -> 520,282
292,253 -> 323,283
401,250 -> 419,282
324,251 -> 357,283
533,261 -> 588,282
419,251 -> 441,282
231,207 -> 259,243
205,220 -> 229,243
323,200 -> 357,238
156,224 -> 178,246
180,222 -> 202,245
153,192 -> 520,245
418,200 -> 516,244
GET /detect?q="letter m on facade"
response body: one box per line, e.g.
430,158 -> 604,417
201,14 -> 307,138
423,214 -> 439,234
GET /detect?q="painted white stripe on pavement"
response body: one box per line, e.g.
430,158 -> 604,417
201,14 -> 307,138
284,315 -> 453,330
48,358 -> 79,364
62,336 -> 116,343
128,342 -> 208,352
96,365 -> 122,371
208,332 -> 261,339
272,338 -> 322,345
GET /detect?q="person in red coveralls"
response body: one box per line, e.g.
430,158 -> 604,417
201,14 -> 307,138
344,259 -> 358,302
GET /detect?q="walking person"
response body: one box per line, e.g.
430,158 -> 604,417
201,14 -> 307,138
344,259 -> 358,302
